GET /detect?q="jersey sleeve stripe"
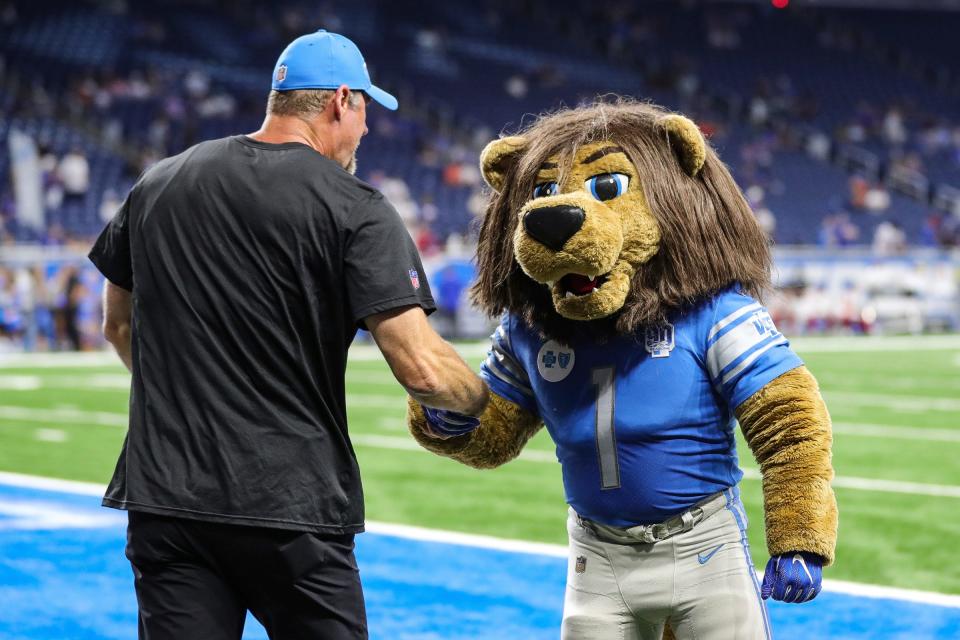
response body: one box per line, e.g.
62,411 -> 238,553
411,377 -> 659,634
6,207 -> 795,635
481,359 -> 535,397
706,302 -> 762,345
706,311 -> 776,380
718,331 -> 786,380
489,342 -> 530,384
495,324 -> 511,349
720,335 -> 788,385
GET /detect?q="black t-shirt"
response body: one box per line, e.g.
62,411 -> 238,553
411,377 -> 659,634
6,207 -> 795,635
89,135 -> 435,534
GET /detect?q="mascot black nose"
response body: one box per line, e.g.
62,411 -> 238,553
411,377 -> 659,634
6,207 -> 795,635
523,205 -> 586,251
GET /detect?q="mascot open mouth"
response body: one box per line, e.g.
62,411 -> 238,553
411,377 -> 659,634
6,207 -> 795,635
556,273 -> 609,298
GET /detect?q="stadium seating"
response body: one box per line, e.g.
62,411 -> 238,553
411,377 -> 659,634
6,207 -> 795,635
1,0 -> 958,246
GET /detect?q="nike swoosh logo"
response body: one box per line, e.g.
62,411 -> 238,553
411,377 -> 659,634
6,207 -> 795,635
698,544 -> 725,565
792,553 -> 813,582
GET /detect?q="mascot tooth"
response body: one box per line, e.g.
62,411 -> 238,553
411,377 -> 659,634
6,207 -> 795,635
408,99 -> 837,640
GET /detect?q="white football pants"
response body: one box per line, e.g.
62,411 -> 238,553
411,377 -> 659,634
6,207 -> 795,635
561,490 -> 772,640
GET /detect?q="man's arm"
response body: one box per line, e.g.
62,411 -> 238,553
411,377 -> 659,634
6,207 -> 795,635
102,281 -> 133,372
365,305 -> 488,416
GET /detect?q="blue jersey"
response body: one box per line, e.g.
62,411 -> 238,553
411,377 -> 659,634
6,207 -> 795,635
480,288 -> 803,527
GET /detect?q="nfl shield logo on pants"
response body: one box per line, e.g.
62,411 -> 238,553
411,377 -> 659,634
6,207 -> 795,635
575,556 -> 587,573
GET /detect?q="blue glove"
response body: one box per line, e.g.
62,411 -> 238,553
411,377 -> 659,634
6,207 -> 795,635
761,552 -> 823,603
421,405 -> 481,438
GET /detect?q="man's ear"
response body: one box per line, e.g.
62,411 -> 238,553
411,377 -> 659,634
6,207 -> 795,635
660,114 -> 706,177
479,136 -> 527,193
332,85 -> 351,119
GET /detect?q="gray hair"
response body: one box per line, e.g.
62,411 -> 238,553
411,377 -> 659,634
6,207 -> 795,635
266,89 -> 363,119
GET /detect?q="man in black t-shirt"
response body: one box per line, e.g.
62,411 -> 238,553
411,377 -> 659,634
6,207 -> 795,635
90,30 -> 488,640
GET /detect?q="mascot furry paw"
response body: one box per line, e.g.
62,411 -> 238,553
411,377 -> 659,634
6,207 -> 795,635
407,99 -> 837,639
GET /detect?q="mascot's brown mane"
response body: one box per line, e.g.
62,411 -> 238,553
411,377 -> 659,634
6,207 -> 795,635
471,98 -> 773,343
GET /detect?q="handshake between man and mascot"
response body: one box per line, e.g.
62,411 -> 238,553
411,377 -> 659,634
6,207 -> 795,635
408,97 -> 837,640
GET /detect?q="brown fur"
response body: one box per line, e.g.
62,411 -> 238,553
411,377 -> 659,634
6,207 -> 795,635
473,97 -> 772,344
407,395 -> 542,468
736,366 -> 838,565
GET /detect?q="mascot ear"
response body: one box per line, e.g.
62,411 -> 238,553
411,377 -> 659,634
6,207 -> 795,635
480,136 -> 528,193
661,114 -> 706,177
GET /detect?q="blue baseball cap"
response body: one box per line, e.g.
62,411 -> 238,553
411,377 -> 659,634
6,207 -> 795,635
271,29 -> 398,111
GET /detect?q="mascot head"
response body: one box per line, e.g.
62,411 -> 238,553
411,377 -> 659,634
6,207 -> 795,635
472,98 -> 772,342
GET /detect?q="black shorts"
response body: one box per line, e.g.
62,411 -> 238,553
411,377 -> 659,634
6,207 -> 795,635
125,511 -> 367,640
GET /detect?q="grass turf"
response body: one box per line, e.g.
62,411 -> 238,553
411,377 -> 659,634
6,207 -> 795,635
1,338 -> 958,594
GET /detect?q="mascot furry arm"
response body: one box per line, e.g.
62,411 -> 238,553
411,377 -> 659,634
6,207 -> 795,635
407,111 -> 837,569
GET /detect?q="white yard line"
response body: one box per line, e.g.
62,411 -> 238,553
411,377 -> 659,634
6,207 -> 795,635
346,372 -> 405,386
351,435 -> 960,498
832,422 -> 960,442
0,406 -> 128,427
2,335 -> 960,371
0,471 -> 958,608
2,406 -> 959,496
0,375 -> 43,390
823,391 -> 960,412
737,468 -> 960,499
7,366 -> 960,418
0,352 -> 120,368
790,335 -> 960,353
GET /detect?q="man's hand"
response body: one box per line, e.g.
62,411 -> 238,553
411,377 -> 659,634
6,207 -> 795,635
761,552 -> 823,603
421,405 -> 481,439
365,306 -> 488,416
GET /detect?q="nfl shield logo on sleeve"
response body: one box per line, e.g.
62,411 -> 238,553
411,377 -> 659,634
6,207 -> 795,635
645,323 -> 675,358
408,269 -> 420,290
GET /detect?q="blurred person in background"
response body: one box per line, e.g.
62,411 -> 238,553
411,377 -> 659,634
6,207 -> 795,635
58,147 -> 90,206
873,220 -> 907,255
57,265 -> 83,351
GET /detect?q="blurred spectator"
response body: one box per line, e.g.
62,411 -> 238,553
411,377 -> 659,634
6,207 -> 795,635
745,185 -> 776,236
505,74 -> 529,99
411,221 -> 441,257
58,148 -> 90,204
863,183 -> 890,213
872,220 -> 906,255
819,213 -> 861,247
848,174 -> 869,210
99,190 -> 123,223
754,204 -> 776,237
54,266 -> 84,351
368,172 -> 419,224
882,107 -> 907,146
806,132 -> 832,160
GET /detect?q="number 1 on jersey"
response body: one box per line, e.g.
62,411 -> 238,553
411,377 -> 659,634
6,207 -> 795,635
591,367 -> 621,489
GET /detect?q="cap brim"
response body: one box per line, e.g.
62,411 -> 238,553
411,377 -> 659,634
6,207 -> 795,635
366,84 -> 398,111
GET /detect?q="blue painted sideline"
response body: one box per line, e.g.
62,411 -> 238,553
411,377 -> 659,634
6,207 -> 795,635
0,482 -> 958,640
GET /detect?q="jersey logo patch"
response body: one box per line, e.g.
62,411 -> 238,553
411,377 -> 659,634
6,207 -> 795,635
752,311 -> 778,338
645,323 -> 675,358
537,340 -> 575,382
408,269 -> 420,290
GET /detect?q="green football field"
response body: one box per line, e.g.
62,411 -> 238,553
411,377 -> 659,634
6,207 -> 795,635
1,335 -> 959,595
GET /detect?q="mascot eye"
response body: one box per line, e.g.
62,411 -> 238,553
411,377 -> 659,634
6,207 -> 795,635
533,182 -> 559,198
585,173 -> 629,201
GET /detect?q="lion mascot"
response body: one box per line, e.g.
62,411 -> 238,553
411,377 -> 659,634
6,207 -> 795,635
407,99 -> 837,640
